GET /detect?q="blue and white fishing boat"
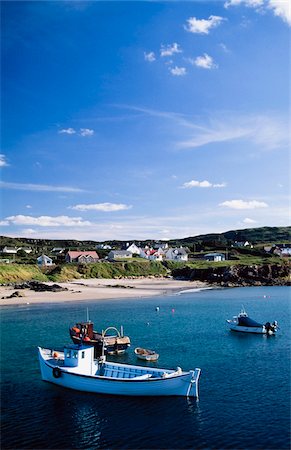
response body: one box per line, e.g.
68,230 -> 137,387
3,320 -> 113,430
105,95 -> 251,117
226,308 -> 278,335
38,344 -> 201,398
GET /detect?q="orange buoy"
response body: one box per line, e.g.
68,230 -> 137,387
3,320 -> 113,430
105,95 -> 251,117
53,351 -> 59,359
83,336 -> 91,342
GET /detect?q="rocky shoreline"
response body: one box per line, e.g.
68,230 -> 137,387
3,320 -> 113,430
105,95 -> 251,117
172,263 -> 290,287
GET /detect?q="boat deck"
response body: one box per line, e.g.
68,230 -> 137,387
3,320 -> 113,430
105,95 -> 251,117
98,364 -> 165,379
40,348 -> 184,380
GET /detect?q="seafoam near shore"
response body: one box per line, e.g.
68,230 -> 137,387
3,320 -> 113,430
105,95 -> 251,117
0,278 -> 210,306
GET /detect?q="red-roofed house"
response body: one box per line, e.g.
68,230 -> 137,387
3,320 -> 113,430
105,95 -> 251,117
65,251 -> 99,264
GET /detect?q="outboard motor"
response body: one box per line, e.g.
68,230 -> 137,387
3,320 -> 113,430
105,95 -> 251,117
265,321 -> 278,335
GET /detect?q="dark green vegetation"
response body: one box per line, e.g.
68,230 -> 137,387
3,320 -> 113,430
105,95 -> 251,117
176,226 -> 291,247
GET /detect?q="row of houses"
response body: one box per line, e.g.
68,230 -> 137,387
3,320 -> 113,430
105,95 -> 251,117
108,243 -> 188,262
36,245 -> 228,267
36,246 -> 189,267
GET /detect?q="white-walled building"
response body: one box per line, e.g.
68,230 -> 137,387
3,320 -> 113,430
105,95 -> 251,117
165,248 -> 188,261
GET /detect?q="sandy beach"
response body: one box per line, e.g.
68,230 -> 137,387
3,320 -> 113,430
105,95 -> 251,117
0,278 -> 210,306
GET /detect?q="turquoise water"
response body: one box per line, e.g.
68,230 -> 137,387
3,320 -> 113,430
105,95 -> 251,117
1,286 -> 290,449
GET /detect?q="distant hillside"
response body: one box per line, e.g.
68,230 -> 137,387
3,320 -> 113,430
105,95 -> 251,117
175,226 -> 291,246
0,226 -> 290,251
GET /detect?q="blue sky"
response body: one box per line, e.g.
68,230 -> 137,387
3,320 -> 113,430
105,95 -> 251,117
1,0 -> 290,241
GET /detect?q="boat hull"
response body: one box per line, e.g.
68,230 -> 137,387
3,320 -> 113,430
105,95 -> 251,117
136,354 -> 159,361
38,349 -> 200,398
227,322 -> 275,335
226,309 -> 277,335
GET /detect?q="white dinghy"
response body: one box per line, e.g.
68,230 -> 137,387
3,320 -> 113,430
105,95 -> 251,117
38,345 -> 201,398
226,308 -> 278,335
134,347 -> 159,362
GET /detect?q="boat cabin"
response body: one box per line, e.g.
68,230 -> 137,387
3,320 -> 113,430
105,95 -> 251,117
237,316 -> 263,327
64,344 -> 95,375
71,322 -> 94,339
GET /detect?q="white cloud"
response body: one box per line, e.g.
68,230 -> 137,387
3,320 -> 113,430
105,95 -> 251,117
59,127 -> 76,134
160,43 -> 182,57
0,154 -> 8,167
243,217 -> 257,223
120,106 -> 288,152
169,66 -> 187,76
144,51 -> 156,62
58,127 -> 94,136
225,0 -> 264,7
0,220 -> 9,226
70,202 -> 132,212
5,215 -> 92,227
80,128 -> 94,136
178,113 -> 288,150
182,179 -> 226,188
3,204 -> 288,241
0,181 -> 85,193
184,15 -> 225,34
219,199 -> 268,209
26,205 -> 32,209
268,0 -> 291,25
224,0 -> 291,26
193,53 -> 218,69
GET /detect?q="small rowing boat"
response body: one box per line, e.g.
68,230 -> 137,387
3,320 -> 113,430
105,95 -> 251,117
134,347 -> 159,361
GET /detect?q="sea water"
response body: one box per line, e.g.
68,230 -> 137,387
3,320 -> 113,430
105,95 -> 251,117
1,286 -> 290,449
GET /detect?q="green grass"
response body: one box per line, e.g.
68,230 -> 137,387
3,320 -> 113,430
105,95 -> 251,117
0,256 -> 289,284
0,264 -> 48,284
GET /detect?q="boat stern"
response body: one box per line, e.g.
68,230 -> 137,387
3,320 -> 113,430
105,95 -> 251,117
187,368 -> 201,398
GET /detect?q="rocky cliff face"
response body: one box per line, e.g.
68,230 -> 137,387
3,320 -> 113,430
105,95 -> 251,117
172,263 -> 290,287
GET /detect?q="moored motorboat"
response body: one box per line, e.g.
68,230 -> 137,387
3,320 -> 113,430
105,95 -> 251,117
69,321 -> 130,357
226,308 -> 278,335
134,347 -> 159,361
38,344 -> 201,398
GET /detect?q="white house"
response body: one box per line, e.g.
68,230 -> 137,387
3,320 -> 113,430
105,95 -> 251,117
96,244 -> 112,250
1,246 -> 18,254
234,241 -> 253,248
37,255 -> 53,267
2,246 -> 32,254
203,253 -> 225,262
108,250 -> 132,261
165,247 -> 188,261
126,243 -> 142,255
51,247 -> 65,254
149,251 -> 164,261
153,242 -> 169,250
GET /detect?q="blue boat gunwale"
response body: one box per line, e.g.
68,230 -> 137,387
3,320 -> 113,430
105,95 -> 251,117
41,359 -> 192,383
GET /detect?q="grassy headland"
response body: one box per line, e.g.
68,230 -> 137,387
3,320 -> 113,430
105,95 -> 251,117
0,258 -> 289,286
